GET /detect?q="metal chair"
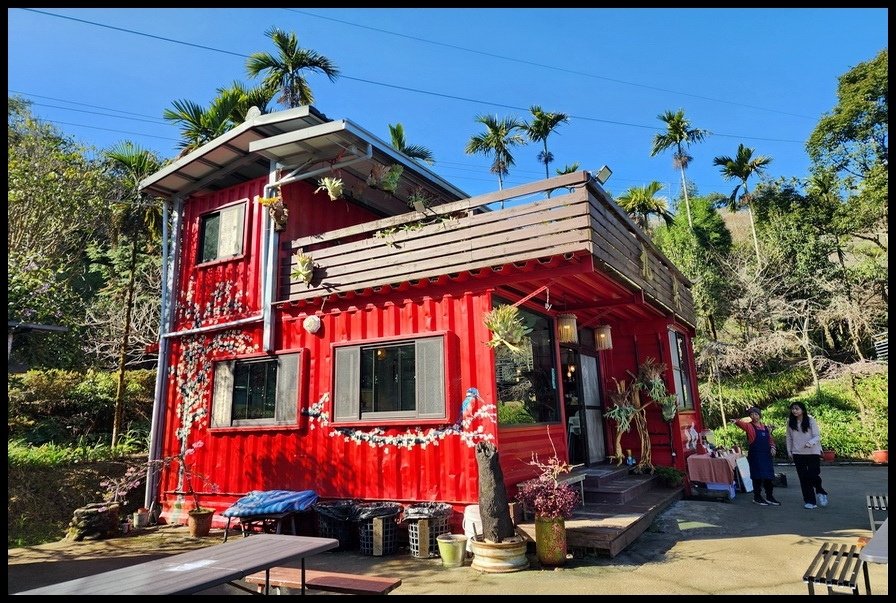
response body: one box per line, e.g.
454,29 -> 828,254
866,494 -> 887,533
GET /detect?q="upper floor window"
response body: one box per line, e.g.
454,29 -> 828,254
333,336 -> 446,422
668,330 -> 694,410
211,353 -> 299,427
199,202 -> 245,264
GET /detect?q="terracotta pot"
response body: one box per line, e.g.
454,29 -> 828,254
822,450 -> 835,462
534,516 -> 567,567
187,508 -> 214,538
870,449 -> 888,464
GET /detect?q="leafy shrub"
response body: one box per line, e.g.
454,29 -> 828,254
653,465 -> 685,487
498,402 -> 537,425
8,369 -> 155,445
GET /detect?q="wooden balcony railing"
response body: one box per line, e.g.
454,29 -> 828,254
279,172 -> 695,326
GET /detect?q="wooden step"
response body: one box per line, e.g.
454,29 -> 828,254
515,485 -> 683,558
584,473 -> 658,505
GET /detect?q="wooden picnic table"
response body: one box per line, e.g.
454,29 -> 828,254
14,533 -> 338,595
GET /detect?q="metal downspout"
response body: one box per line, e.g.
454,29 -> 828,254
261,144 -> 373,352
145,196 -> 181,510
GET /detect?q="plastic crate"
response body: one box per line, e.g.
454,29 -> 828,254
408,514 -> 451,558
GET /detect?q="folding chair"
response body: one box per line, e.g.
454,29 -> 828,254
866,494 -> 887,533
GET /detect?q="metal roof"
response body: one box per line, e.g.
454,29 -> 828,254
139,105 -> 467,205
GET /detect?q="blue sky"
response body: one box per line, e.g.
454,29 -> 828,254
8,8 -> 888,203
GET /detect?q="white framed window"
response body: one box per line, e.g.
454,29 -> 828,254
333,336 -> 446,422
199,201 -> 246,263
211,353 -> 299,427
668,330 -> 694,410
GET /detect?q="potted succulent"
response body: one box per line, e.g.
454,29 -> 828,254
515,453 -> 579,567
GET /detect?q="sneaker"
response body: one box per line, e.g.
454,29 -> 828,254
753,498 -> 769,506
817,494 -> 828,507
804,503 -> 817,509
766,497 -> 781,506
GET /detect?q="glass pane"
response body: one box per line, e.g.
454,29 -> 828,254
364,343 -> 416,414
232,360 -> 277,420
200,212 -> 220,263
494,300 -> 560,425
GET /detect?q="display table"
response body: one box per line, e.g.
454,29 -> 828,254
687,452 -> 741,483
687,452 -> 743,499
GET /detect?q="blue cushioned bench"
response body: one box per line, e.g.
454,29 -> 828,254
222,490 -> 318,542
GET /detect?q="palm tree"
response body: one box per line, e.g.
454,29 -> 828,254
388,123 -> 434,165
650,109 -> 708,230
465,114 -> 526,191
163,93 -> 241,155
713,144 -> 773,267
103,141 -> 162,447
246,27 -> 339,108
523,105 -> 569,179
555,162 -> 580,175
616,181 -> 674,231
216,81 -> 276,124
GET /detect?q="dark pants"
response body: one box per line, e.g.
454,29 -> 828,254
793,454 -> 826,504
754,479 -> 774,501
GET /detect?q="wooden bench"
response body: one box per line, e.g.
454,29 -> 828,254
866,494 -> 887,533
244,567 -> 402,595
802,542 -> 871,595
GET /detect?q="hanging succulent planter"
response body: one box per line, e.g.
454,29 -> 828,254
483,305 -> 532,356
290,253 -> 316,287
367,164 -> 404,193
258,191 -> 288,231
315,176 -> 344,201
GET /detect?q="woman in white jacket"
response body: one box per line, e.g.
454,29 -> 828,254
786,402 -> 829,509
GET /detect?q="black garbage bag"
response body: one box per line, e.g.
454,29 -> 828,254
355,501 -> 403,521
313,499 -> 359,521
401,502 -> 453,522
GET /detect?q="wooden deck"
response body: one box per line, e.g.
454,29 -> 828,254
515,466 -> 684,558
279,172 -> 695,327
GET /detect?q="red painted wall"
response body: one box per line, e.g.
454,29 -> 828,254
158,178 -> 702,523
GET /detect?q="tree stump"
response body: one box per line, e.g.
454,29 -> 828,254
475,442 -> 514,543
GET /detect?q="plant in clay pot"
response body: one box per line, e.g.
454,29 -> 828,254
516,450 -> 579,566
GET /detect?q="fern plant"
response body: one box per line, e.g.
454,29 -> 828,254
290,253 -> 315,287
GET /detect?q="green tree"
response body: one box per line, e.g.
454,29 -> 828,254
523,105 -> 569,179
465,114 -> 526,191
216,80 -> 276,123
807,49 -> 887,184
650,109 -> 708,230
713,144 -> 772,268
388,122 -> 434,165
616,181 -> 673,231
163,93 -> 241,155
8,97 -> 112,368
102,141 -> 162,447
807,49 -> 887,246
246,27 -> 340,108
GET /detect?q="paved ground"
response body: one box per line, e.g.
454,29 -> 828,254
8,464 -> 888,595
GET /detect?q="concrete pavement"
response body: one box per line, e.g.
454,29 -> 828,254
8,464 -> 888,595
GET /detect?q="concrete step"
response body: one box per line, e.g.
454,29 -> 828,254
577,465 -> 631,490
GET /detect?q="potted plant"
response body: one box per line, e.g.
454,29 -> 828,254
470,442 -> 528,573
97,440 -> 218,538
515,453 -> 579,567
483,305 -> 532,356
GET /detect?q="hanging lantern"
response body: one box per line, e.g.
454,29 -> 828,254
594,324 -> 613,350
557,314 -> 579,344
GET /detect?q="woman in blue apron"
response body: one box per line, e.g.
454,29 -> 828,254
734,407 -> 779,506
